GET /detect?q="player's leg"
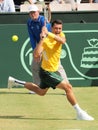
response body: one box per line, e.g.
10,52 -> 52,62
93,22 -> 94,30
25,82 -> 48,96
8,76 -> 48,96
56,80 -> 94,120
57,80 -> 77,105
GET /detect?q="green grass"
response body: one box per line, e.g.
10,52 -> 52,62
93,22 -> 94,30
0,87 -> 98,130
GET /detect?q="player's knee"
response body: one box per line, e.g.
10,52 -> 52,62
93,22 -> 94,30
39,91 -> 46,96
64,83 -> 73,93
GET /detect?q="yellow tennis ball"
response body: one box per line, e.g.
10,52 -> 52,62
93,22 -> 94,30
12,35 -> 18,42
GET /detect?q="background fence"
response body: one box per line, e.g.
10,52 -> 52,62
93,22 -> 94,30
0,12 -> 98,87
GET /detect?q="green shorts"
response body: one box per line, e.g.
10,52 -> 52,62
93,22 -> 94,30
39,67 -> 63,89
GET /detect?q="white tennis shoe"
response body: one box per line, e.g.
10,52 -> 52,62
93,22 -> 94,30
77,110 -> 94,121
8,76 -> 16,89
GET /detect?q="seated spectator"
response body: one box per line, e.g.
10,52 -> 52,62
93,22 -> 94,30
14,0 -> 21,5
28,0 -> 53,4
89,0 -> 98,3
0,0 -> 15,12
81,0 -> 89,2
13,0 -> 26,11
27,0 -> 36,4
64,0 -> 81,11
13,0 -> 27,5
50,0 -> 79,11
81,0 -> 98,3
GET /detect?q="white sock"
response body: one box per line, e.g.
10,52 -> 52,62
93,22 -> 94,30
15,79 -> 26,87
73,104 -> 83,113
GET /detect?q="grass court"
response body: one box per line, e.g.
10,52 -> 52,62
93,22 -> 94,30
0,87 -> 98,130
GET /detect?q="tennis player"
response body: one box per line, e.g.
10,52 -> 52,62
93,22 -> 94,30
8,19 -> 94,121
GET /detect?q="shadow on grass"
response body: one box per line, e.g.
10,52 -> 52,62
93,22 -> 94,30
0,91 -> 66,96
47,93 -> 66,96
0,91 -> 29,95
0,115 -> 75,120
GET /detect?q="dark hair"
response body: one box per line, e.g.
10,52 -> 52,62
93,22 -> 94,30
51,19 -> 63,27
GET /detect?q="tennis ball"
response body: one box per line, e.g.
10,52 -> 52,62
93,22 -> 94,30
12,35 -> 19,42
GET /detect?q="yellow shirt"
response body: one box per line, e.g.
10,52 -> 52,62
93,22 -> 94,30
41,32 -> 65,72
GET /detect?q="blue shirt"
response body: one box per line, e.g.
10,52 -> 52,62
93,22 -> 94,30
27,15 -> 51,49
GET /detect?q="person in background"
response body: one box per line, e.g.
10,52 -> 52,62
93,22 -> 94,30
50,0 -> 81,11
81,0 -> 90,2
28,0 -> 52,23
28,0 -> 34,4
89,0 -> 98,3
13,0 -> 21,5
0,0 -> 15,12
8,19 -> 94,121
14,0 -> 27,5
27,4 -> 51,94
13,0 -> 27,11
28,0 -> 53,4
63,0 -> 79,11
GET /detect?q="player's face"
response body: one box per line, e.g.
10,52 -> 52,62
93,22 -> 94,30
52,23 -> 62,35
29,11 -> 39,20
